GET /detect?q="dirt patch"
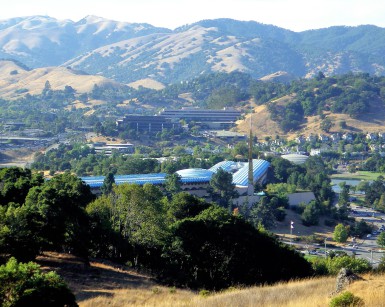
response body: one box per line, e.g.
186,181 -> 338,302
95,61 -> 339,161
273,209 -> 334,240
36,252 -> 156,303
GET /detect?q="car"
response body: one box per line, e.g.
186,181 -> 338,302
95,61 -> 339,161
366,234 -> 372,238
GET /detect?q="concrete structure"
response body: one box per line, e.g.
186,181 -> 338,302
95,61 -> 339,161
287,192 -> 316,207
116,115 -> 181,133
159,108 -> 242,129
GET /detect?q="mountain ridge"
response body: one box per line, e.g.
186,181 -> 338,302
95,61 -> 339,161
0,16 -> 385,85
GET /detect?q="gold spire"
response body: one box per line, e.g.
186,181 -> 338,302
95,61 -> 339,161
248,109 -> 254,196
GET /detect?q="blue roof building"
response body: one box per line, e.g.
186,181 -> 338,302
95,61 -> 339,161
81,159 -> 270,197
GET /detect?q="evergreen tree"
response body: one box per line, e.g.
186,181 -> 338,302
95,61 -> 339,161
101,172 -> 115,195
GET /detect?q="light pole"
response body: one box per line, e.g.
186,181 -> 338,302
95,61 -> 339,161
290,221 -> 294,244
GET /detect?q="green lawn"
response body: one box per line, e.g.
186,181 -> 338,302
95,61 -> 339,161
330,171 -> 384,181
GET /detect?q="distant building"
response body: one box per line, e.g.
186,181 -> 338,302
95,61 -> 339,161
159,107 -> 242,129
205,130 -> 247,141
318,134 -> 329,142
81,159 -> 270,201
306,134 -> 317,143
295,136 -> 305,144
287,192 -> 316,207
281,153 -> 309,165
330,133 -> 341,142
366,133 -> 378,141
342,133 -> 353,142
89,143 -> 135,155
116,115 -> 181,133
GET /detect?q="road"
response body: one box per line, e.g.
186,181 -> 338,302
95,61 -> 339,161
282,204 -> 385,266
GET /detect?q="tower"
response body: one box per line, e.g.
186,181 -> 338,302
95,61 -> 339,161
247,109 -> 254,196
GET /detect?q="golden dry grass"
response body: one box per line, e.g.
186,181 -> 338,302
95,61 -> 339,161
80,286 -> 196,307
81,274 -> 385,307
38,252 -> 385,307
236,95 -> 385,140
192,277 -> 335,307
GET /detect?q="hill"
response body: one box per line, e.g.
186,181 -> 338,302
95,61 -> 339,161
237,96 -> 385,140
36,252 -> 385,307
0,60 -> 124,99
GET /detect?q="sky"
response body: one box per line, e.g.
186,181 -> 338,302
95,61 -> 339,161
2,0 -> 385,31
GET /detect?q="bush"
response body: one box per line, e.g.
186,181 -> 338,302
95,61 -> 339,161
309,255 -> 372,276
0,257 -> 78,307
327,256 -> 372,275
329,291 -> 364,307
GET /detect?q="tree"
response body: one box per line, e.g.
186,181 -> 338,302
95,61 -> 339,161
0,257 -> 78,307
333,223 -> 349,243
162,205 -> 313,290
164,173 -> 182,197
377,232 -> 385,248
301,201 -> 320,226
101,172 -> 115,195
42,80 -> 52,97
208,168 -> 238,210
320,117 -> 333,132
165,192 -> 210,224
0,167 -> 43,206
24,172 -> 94,258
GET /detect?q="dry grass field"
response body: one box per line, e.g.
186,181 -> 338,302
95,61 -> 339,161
36,252 -> 385,307
79,274 -> 385,307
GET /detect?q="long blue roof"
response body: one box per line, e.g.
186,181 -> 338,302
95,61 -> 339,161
232,159 -> 270,187
81,159 -> 270,189
209,160 -> 238,173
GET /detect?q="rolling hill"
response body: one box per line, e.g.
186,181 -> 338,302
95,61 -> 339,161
1,16 -> 385,85
0,60 -> 124,99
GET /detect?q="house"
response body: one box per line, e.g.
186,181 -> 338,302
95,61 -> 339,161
330,133 -> 341,142
318,134 -> 329,142
342,133 -> 353,142
306,134 -> 317,143
366,133 -> 377,141
295,136 -> 305,144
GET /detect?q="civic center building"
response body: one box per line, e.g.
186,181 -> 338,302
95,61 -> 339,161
81,159 -> 270,204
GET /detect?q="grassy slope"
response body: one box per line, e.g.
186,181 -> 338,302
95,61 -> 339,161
236,95 -> 385,140
37,252 -> 385,307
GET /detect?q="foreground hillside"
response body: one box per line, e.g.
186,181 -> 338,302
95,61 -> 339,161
38,252 -> 385,307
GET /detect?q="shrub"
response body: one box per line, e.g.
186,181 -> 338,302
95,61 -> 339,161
199,289 -> 210,297
329,291 -> 364,307
0,257 -> 78,307
327,256 -> 372,275
309,255 -> 372,276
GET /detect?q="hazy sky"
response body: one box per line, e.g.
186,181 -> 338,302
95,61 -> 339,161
2,0 -> 385,31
